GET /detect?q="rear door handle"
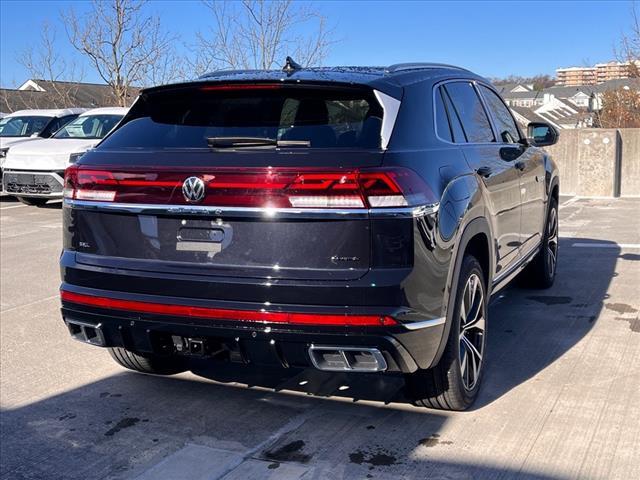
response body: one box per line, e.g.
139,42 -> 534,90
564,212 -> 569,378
476,166 -> 492,178
514,161 -> 526,171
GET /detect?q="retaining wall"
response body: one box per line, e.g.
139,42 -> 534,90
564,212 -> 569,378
544,128 -> 639,197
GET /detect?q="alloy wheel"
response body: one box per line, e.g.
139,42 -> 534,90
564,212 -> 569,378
459,273 -> 486,391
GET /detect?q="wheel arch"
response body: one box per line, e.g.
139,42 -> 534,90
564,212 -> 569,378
428,215 -> 494,369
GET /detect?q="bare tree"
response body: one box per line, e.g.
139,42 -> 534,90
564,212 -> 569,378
596,2 -> 640,128
192,0 -> 334,76
14,22 -> 84,109
615,2 -> 640,76
63,0 -> 180,106
596,87 -> 640,128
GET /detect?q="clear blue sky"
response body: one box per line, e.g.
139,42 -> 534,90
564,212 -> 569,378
0,0 -> 634,88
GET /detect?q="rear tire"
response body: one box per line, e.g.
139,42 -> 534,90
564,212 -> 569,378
17,197 -> 49,207
520,197 -> 558,289
108,347 -> 187,375
405,254 -> 487,411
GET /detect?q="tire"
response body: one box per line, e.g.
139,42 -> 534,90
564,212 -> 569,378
405,254 -> 487,411
108,347 -> 188,375
520,197 -> 558,289
17,197 -> 49,207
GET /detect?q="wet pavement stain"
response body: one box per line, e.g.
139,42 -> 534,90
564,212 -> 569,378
104,417 -> 140,437
615,316 -> 640,333
605,303 -> 638,315
349,450 -> 398,466
527,296 -> 572,305
419,434 -> 453,447
263,440 -> 310,463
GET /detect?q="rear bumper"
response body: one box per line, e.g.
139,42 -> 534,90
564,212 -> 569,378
60,285 -> 447,373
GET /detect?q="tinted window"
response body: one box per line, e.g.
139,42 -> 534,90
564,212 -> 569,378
55,114 -> 123,139
479,85 -> 520,143
444,82 -> 495,143
440,87 -> 466,143
0,116 -> 53,137
434,87 -> 452,142
42,115 -> 79,138
100,87 -> 383,150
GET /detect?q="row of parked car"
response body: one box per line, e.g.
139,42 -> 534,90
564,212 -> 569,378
0,107 -> 128,206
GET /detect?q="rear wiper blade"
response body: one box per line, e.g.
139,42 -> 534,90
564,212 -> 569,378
206,137 -> 310,149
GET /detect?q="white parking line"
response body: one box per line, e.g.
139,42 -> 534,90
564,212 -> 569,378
0,204 -> 28,210
571,243 -> 640,249
560,197 -> 579,208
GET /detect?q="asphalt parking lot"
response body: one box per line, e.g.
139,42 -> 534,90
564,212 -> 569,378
1,195 -> 639,480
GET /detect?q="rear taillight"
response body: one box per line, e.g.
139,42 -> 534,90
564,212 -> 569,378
64,166 -> 434,208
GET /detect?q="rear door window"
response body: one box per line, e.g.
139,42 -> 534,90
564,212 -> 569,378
478,85 -> 520,143
435,86 -> 467,143
434,87 -> 453,142
444,82 -> 495,143
100,86 -> 383,150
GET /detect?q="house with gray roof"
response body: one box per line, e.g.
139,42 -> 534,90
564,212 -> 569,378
0,79 -> 138,113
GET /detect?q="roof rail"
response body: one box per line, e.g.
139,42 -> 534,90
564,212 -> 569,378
385,63 -> 472,74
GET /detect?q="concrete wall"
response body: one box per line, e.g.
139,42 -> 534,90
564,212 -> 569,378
545,128 -> 640,197
619,128 -> 640,197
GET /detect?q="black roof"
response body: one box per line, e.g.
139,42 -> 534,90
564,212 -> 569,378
142,63 -> 486,98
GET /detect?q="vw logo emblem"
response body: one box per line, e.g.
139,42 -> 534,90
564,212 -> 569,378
182,176 -> 206,203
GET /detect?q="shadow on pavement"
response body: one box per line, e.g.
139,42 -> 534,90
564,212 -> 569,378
0,236 -> 619,479
2,372 -> 562,480
475,236 -> 619,408
0,194 -> 21,204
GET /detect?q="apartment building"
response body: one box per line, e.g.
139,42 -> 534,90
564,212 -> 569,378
556,66 -> 597,86
556,61 -> 639,86
595,61 -> 640,83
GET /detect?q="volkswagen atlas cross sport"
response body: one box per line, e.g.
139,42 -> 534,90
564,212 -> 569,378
59,60 -> 559,410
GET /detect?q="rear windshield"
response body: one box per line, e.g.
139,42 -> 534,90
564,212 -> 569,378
99,85 -> 383,150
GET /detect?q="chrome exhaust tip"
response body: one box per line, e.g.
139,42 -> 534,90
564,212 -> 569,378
65,318 -> 106,346
308,345 -> 387,372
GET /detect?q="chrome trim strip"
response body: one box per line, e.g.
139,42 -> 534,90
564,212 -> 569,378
65,199 -> 440,219
369,203 -> 439,218
402,316 -> 446,330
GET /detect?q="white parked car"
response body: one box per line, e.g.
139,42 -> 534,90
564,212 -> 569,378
2,107 -> 127,206
0,108 -> 86,193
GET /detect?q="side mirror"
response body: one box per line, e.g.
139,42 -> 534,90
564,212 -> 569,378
527,122 -> 559,147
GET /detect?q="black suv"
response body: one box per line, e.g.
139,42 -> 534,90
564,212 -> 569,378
60,62 -> 559,410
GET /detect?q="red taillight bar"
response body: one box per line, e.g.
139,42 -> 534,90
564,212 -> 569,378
63,166 -> 436,208
60,290 -> 397,327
